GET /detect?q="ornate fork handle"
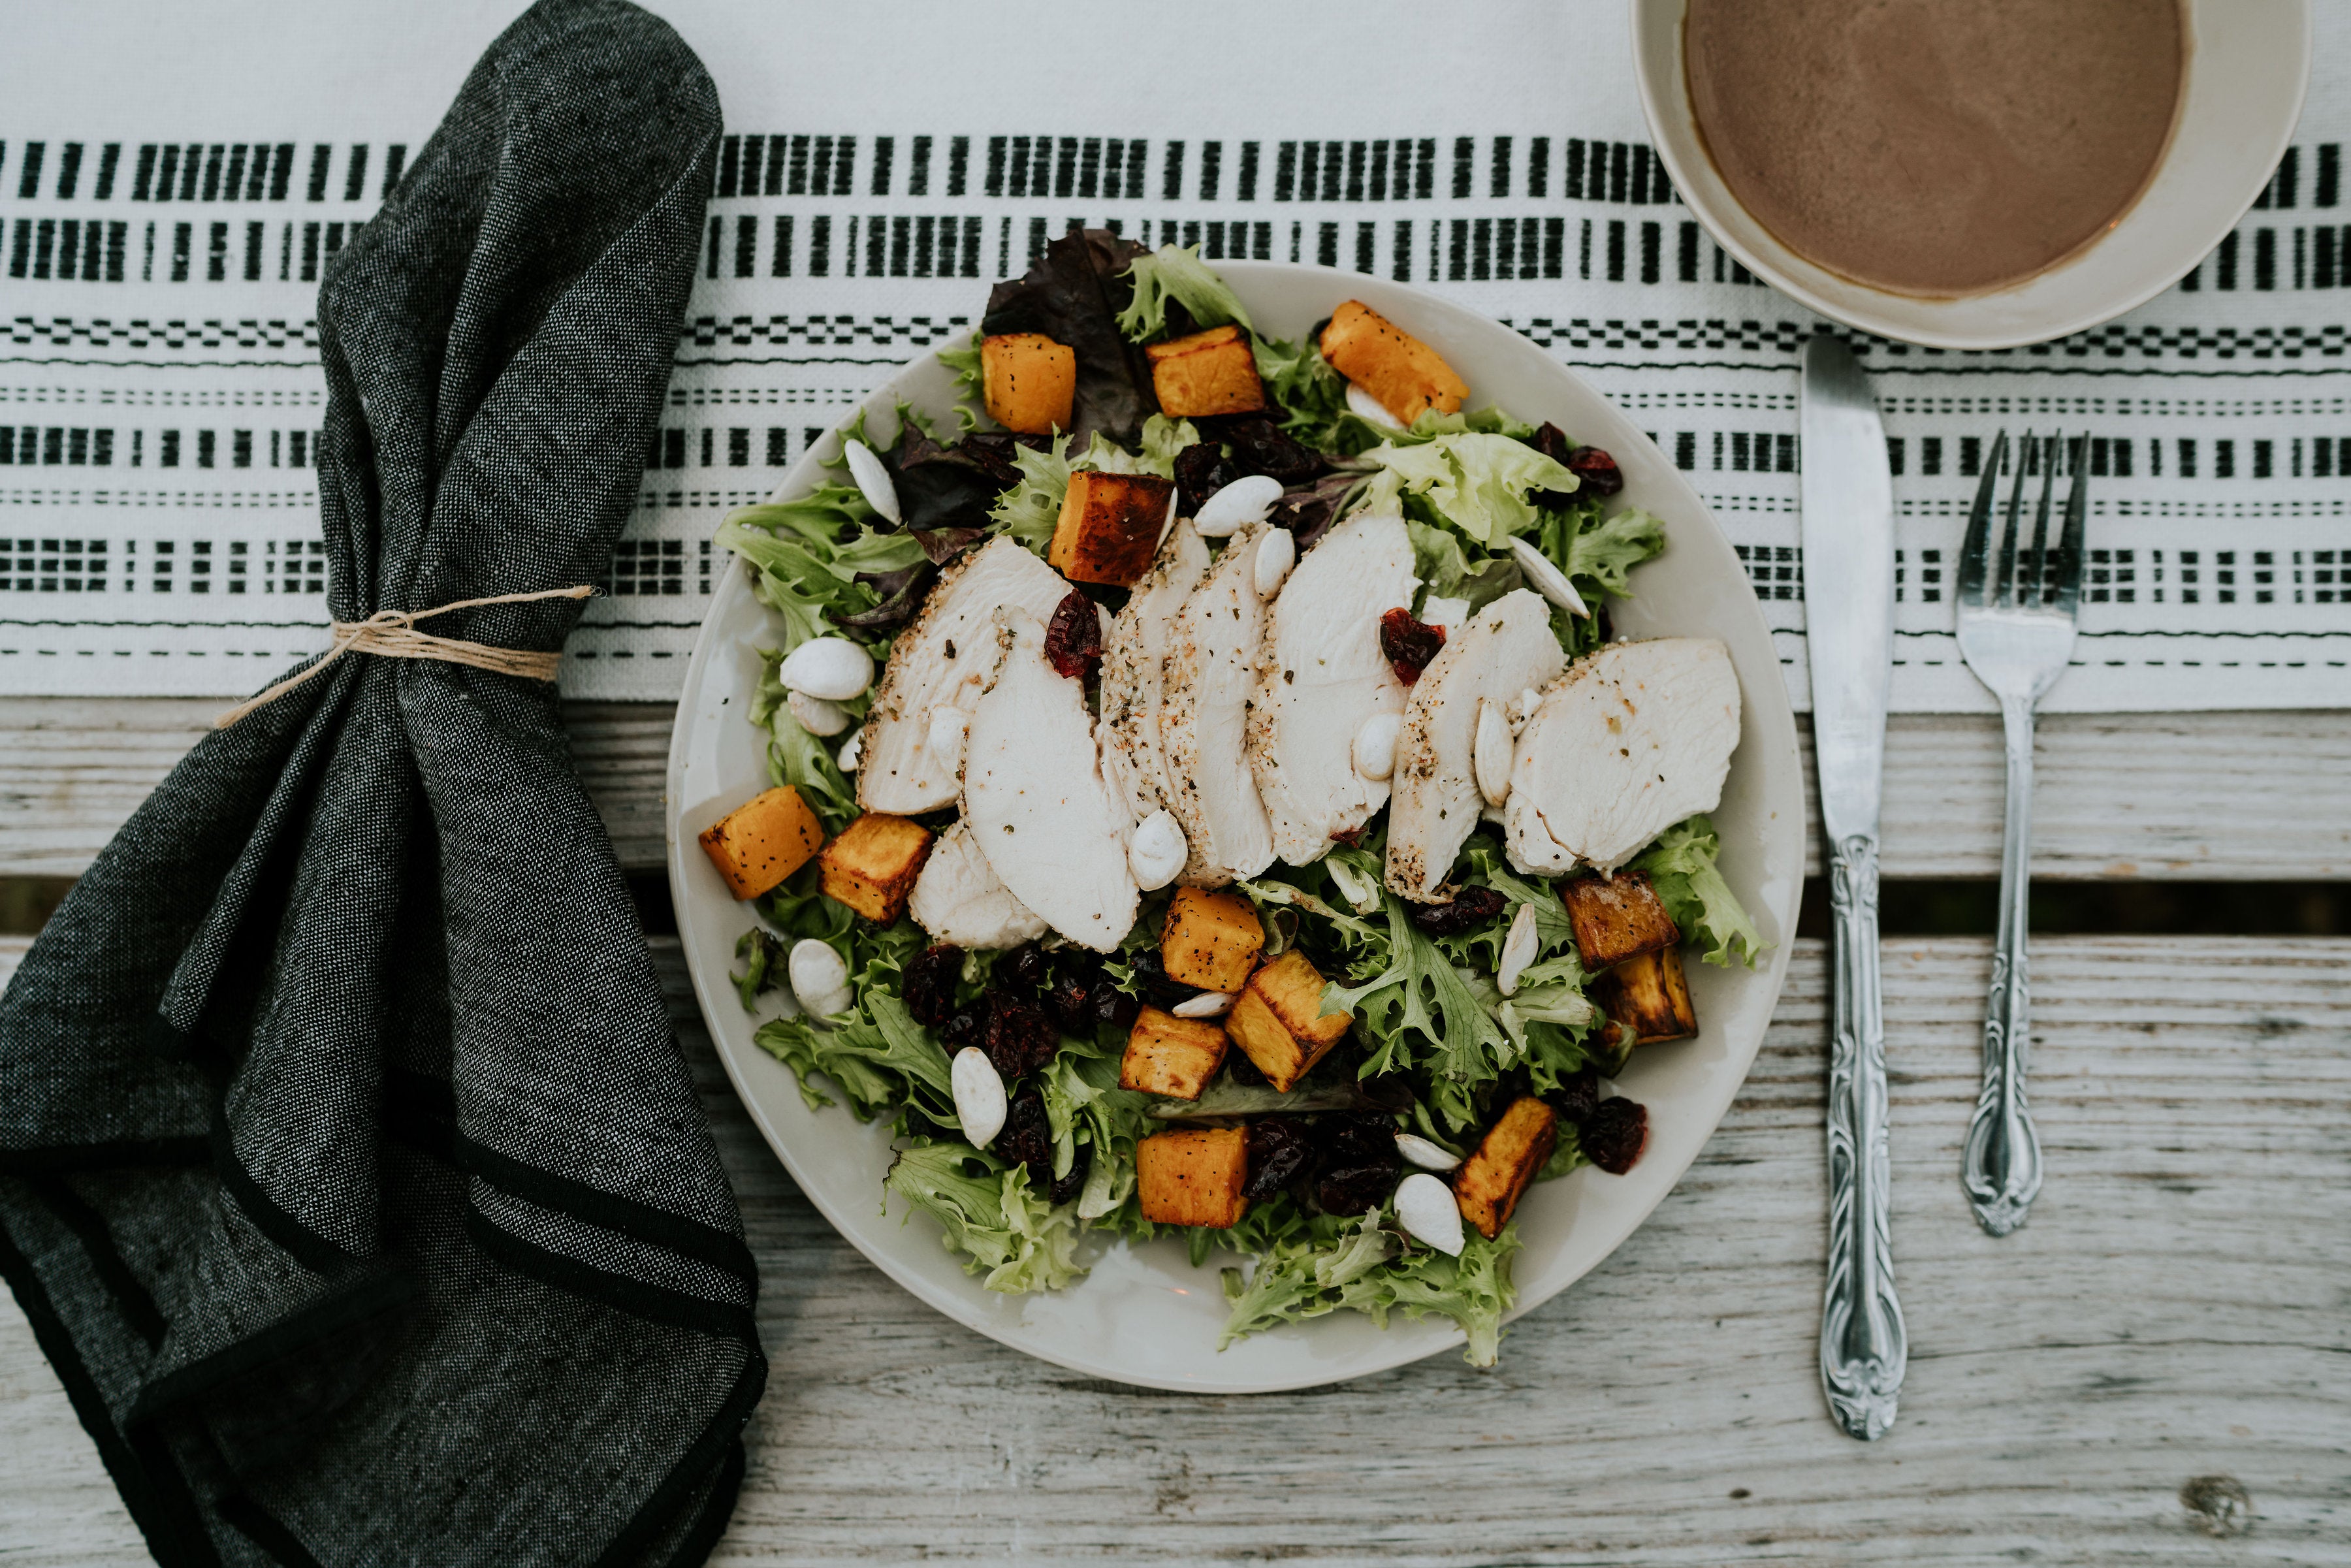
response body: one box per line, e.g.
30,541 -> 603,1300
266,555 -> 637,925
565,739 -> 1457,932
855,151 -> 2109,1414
1821,833 -> 1907,1440
1962,696 -> 2047,1235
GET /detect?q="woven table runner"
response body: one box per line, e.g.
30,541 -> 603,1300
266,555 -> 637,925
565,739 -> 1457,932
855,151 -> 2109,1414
5,0 -> 2347,711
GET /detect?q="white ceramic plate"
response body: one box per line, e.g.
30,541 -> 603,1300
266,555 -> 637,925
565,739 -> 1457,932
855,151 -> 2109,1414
665,263 -> 1804,1392
1631,0 -> 2312,350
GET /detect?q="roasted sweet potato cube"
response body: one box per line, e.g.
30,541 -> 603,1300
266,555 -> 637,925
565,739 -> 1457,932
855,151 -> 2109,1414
981,332 -> 1076,434
1119,1006 -> 1230,1100
1049,470 -> 1174,586
1225,950 -> 1351,1093
1318,299 -> 1469,424
818,812 -> 933,923
1452,1096 -> 1558,1240
1137,1126 -> 1250,1228
697,785 -> 824,900
1595,946 -> 1698,1046
1159,886 -> 1265,993
1145,324 -> 1266,417
1560,871 -> 1682,970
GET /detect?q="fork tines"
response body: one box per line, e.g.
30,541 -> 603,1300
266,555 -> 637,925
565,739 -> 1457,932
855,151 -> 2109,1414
1959,430 -> 2089,613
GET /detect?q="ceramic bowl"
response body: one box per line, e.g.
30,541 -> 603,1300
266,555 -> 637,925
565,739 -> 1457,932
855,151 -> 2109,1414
1630,0 -> 2313,349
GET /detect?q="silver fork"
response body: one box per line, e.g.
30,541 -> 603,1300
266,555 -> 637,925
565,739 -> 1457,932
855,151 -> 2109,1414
1956,431 -> 2085,1236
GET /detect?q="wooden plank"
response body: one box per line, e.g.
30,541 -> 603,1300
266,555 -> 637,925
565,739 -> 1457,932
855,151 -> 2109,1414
5,933 -> 2347,1565
3,698 -> 2349,883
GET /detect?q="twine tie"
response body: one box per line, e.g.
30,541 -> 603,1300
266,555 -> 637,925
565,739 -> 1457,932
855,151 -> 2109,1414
216,585 -> 595,728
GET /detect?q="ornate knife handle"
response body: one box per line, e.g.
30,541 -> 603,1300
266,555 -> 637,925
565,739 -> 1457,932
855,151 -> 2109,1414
1962,697 -> 2046,1236
1820,833 -> 1907,1441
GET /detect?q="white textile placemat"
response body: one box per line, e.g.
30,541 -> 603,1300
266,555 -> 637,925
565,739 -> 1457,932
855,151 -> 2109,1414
4,1 -> 2348,711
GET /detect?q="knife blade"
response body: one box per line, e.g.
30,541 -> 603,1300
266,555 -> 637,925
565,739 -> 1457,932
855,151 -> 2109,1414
1799,334 -> 1908,1441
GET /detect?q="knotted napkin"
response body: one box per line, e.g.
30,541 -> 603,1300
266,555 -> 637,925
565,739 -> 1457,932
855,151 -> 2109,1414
0,3 -> 764,1563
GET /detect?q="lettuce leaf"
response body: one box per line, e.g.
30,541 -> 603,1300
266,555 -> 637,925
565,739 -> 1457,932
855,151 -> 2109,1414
1562,505 -> 1668,598
884,1140 -> 1083,1294
1633,814 -> 1767,968
1252,333 -> 1353,447
1217,1211 -> 1523,1368
1357,432 -> 1576,548
988,432 -> 1075,552
1337,1224 -> 1522,1367
1115,243 -> 1253,340
718,488 -> 923,829
935,338 -> 984,432
1326,890 -> 1514,1132
1080,413 -> 1198,479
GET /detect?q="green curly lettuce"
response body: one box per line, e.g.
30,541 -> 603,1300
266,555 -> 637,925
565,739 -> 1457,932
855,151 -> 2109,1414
1115,243 -> 1253,340
717,488 -> 925,828
750,912 -> 942,1121
935,338 -> 984,432
885,1140 -> 1083,1294
1356,431 -> 1576,548
1217,1211 -> 1524,1367
1633,814 -> 1767,968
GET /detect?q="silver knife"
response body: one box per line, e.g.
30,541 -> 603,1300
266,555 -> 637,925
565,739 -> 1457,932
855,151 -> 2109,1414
1799,334 -> 1908,1441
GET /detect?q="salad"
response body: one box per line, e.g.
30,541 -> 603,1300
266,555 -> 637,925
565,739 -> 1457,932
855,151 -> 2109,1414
699,232 -> 1763,1367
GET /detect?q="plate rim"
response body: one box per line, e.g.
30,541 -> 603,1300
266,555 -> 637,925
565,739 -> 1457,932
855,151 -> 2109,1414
663,259 -> 1803,1392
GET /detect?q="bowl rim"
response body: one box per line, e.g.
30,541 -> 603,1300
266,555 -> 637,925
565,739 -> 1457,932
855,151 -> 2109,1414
1629,0 -> 2314,351
664,257 -> 1805,1391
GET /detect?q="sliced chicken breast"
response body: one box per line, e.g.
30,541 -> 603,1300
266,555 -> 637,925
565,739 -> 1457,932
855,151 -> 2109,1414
1100,520 -> 1211,825
858,535 -> 1071,815
1504,637 -> 1743,874
1247,511 -> 1420,865
1384,588 -> 1565,900
1160,524 -> 1278,886
908,820 -> 1050,950
961,607 -> 1140,951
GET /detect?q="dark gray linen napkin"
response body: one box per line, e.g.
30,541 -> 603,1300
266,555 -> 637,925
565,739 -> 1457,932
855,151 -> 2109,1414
0,3 -> 764,1563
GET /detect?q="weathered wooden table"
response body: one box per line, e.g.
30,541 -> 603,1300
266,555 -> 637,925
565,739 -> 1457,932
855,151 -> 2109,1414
4,701 -> 2348,1565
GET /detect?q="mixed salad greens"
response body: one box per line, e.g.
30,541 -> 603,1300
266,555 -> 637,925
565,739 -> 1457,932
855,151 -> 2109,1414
709,233 -> 1762,1366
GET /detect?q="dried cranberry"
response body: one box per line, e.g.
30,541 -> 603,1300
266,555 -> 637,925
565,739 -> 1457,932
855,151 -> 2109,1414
1319,1113 -> 1401,1173
1530,422 -> 1573,466
1328,825 -> 1365,850
1378,607 -> 1446,686
1090,979 -> 1141,1031
938,1000 -> 989,1054
1566,445 -> 1625,497
903,944 -> 964,1028
1550,1066 -> 1601,1127
1046,972 -> 1095,1036
1243,1120 -> 1314,1200
1211,415 -> 1323,486
1317,1165 -> 1398,1217
1048,1162 -> 1087,1206
1124,948 -> 1191,1007
1000,942 -> 1050,993
1223,1047 -> 1266,1087
1045,589 -> 1103,680
1409,887 -> 1507,936
1174,441 -> 1241,514
999,1085 -> 1055,1179
1581,1097 -> 1649,1175
985,996 -> 1059,1079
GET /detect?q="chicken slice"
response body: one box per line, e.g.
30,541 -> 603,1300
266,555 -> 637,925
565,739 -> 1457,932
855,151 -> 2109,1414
857,535 -> 1071,815
1247,511 -> 1420,865
1160,524 -> 1278,886
1100,520 -> 1211,825
1384,588 -> 1565,900
961,607 -> 1140,952
1504,637 -> 1743,874
908,820 -> 1051,950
